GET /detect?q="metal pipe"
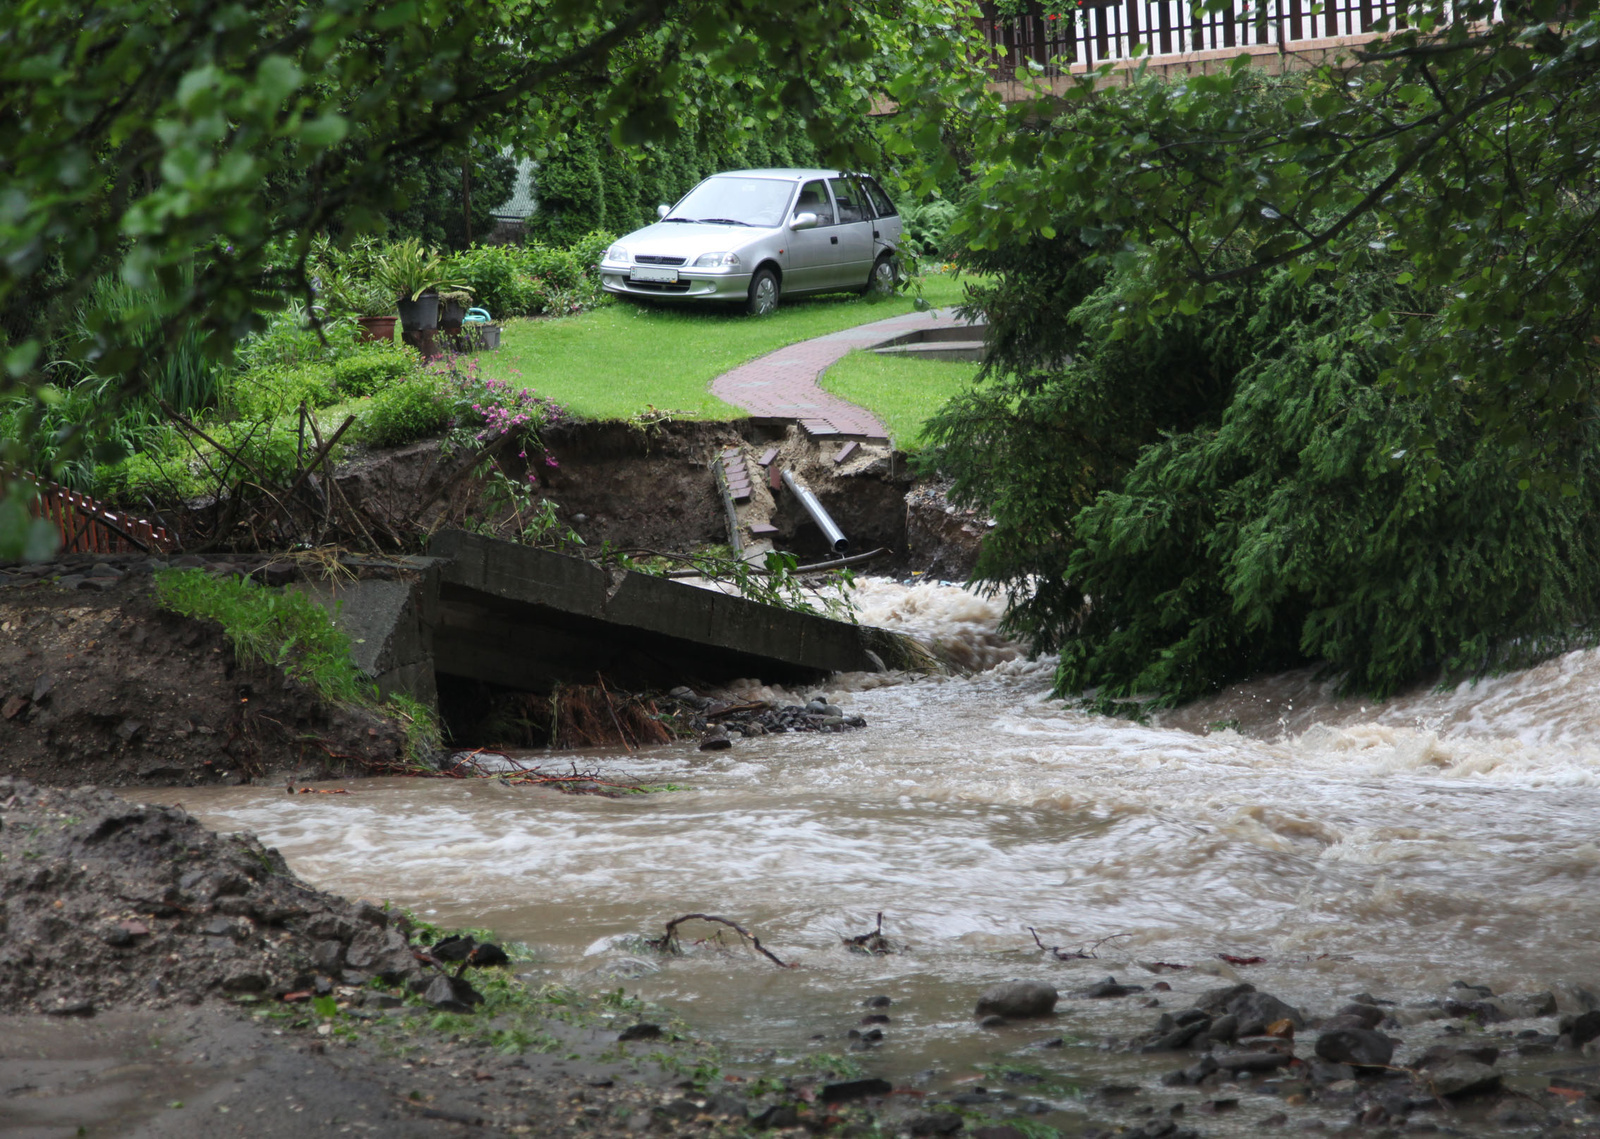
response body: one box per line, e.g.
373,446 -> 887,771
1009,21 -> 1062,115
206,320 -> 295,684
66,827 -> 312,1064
781,469 -> 849,554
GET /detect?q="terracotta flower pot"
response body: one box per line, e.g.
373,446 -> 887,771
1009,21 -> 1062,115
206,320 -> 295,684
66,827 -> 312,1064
357,315 -> 397,343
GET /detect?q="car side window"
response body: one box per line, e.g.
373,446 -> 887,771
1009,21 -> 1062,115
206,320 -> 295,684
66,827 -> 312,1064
794,180 -> 834,226
829,177 -> 867,224
862,177 -> 898,219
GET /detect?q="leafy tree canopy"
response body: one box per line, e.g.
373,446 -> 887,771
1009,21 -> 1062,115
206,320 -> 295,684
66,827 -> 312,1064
950,0 -> 1600,473
928,0 -> 1600,703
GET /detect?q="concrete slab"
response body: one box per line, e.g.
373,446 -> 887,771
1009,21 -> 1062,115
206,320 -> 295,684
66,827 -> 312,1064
427,530 -> 919,694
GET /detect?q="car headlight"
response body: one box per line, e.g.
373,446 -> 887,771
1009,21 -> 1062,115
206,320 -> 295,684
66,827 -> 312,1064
605,245 -> 630,264
693,252 -> 741,268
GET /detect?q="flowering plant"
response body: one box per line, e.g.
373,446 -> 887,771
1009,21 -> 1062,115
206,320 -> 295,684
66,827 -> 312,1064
431,356 -> 568,476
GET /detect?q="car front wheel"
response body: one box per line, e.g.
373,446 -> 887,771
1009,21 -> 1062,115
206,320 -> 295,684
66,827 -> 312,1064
746,268 -> 780,316
864,255 -> 898,296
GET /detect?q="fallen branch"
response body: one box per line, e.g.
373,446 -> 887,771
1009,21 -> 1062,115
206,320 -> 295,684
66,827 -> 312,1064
646,913 -> 793,969
842,912 -> 900,955
1030,928 -> 1132,961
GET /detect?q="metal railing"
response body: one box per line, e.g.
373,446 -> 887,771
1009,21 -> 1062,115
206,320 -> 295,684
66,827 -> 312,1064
976,0 -> 1407,75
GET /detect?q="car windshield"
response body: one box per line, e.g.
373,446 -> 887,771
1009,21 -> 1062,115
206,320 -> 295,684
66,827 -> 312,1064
665,177 -> 795,228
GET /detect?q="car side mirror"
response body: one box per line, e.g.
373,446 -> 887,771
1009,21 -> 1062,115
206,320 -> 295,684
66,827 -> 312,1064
656,204 -> 670,219
790,212 -> 818,231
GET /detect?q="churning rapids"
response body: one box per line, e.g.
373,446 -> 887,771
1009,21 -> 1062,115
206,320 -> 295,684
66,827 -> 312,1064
158,578 -> 1600,1130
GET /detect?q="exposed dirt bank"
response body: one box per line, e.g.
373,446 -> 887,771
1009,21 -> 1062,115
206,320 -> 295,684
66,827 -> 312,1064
0,568 -> 405,789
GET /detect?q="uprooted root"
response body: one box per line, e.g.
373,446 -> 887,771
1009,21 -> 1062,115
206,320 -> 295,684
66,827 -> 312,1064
645,914 -> 793,969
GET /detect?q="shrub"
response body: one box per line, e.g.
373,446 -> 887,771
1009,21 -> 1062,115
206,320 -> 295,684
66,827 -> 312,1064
331,343 -> 417,398
225,363 -> 337,420
902,198 -> 959,257
449,245 -> 541,320
357,374 -> 454,448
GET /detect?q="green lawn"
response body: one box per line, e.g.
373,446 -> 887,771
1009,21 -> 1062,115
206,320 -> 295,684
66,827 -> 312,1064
818,350 -> 979,451
484,273 -> 973,420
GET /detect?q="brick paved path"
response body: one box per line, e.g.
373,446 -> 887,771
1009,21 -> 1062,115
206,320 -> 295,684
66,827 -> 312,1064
710,307 -> 974,441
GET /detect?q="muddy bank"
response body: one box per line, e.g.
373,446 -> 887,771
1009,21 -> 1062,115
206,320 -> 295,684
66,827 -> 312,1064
0,778 -> 819,1137
0,567 -> 405,789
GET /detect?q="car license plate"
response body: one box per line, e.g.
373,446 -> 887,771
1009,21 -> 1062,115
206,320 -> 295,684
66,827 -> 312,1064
630,266 -> 678,283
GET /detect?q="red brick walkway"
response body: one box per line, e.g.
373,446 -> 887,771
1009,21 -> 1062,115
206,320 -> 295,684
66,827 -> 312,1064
710,307 -> 975,441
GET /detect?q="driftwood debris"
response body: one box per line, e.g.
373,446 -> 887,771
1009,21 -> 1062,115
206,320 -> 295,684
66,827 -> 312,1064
1030,928 -> 1132,961
842,912 -> 900,955
646,914 -> 793,969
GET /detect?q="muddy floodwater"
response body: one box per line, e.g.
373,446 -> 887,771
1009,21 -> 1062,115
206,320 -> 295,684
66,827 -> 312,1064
159,579 -> 1600,1133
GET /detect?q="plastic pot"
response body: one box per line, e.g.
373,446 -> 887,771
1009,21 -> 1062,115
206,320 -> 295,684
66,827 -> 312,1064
397,291 -> 440,332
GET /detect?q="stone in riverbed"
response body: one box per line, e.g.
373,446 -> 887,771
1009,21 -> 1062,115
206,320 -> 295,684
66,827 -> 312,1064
1420,1058 -> 1501,1098
1212,1047 -> 1292,1073
1071,976 -> 1144,999
975,980 -> 1058,1020
1563,1010 -> 1600,1049
699,726 -> 732,751
1321,1002 -> 1386,1031
1315,1028 -> 1395,1068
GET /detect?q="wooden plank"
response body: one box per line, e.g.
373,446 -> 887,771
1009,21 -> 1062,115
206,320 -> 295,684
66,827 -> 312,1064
757,447 -> 779,467
834,441 -> 859,465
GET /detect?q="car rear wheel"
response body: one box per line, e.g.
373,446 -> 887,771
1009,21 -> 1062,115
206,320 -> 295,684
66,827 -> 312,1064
746,268 -> 780,316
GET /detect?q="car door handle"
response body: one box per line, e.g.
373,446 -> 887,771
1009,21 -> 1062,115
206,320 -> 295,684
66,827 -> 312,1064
830,236 -> 838,245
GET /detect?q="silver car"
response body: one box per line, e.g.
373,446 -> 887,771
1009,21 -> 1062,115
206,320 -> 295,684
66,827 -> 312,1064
599,168 -> 904,315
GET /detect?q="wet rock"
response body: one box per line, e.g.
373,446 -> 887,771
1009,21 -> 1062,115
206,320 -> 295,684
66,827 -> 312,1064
1163,1056 -> 1218,1087
1416,1043 -> 1499,1068
1451,980 -> 1495,999
906,1111 -> 963,1135
1205,1013 -> 1239,1045
617,1023 -> 662,1041
1308,1058 -> 1356,1083
1323,1003 -> 1385,1031
1419,1058 -> 1501,1098
820,1077 -> 892,1103
422,973 -> 483,1013
1213,1047 -> 1292,1073
1072,977 -> 1144,999
1193,983 -> 1257,1015
864,994 -> 892,1008
977,1014 -> 1008,1029
1315,1028 -> 1395,1068
44,998 -> 96,1017
311,939 -> 344,972
699,725 -> 733,751
751,1104 -> 799,1129
975,980 -> 1058,1020
220,969 -> 268,993
1139,1017 -> 1209,1055
1230,992 -> 1305,1035
1563,1010 -> 1600,1048
1490,991 -> 1557,1020
345,926 -> 419,983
